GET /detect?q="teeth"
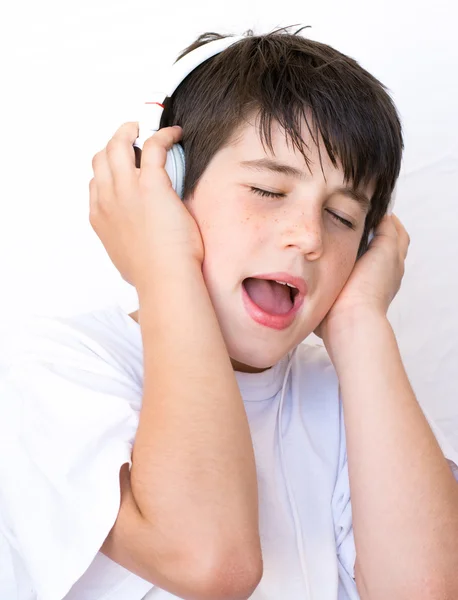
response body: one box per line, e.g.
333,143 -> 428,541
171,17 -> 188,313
274,280 -> 297,289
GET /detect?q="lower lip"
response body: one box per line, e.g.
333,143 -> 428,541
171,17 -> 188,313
241,282 -> 305,330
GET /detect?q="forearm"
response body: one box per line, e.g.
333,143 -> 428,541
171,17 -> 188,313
131,257 -> 260,571
330,311 -> 458,599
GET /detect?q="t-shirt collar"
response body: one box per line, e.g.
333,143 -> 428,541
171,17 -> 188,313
234,353 -> 290,401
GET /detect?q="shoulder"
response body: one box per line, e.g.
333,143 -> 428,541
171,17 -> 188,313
0,305 -> 143,388
0,305 -> 145,437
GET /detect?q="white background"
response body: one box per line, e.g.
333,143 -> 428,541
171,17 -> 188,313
1,3 -> 457,432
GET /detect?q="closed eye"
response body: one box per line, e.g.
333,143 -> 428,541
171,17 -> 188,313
249,187 -> 356,230
250,187 -> 286,199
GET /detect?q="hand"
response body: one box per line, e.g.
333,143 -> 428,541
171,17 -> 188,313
89,123 -> 204,290
314,213 -> 410,343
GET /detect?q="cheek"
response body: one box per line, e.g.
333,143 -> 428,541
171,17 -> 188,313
317,245 -> 356,300
331,251 -> 356,292
184,194 -> 240,290
186,185 -> 265,258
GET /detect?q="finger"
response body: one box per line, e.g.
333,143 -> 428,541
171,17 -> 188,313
139,126 -> 183,191
112,121 -> 141,168
104,123 -> 143,200
391,213 -> 408,238
112,121 -> 140,143
91,150 -> 114,204
391,213 -> 410,258
112,121 -> 142,169
373,213 -> 397,239
89,177 -> 97,206
88,177 -> 98,226
106,122 -> 139,183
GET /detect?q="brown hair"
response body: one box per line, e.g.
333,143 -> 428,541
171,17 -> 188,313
160,25 -> 403,258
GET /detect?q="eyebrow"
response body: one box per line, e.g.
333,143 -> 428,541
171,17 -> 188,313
239,158 -> 371,212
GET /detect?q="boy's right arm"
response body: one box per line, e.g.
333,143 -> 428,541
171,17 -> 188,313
89,124 -> 262,599
101,261 -> 262,600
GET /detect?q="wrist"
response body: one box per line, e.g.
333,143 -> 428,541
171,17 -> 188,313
323,309 -> 391,366
135,255 -> 204,303
328,306 -> 388,332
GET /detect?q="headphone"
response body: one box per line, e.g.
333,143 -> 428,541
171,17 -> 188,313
133,35 -> 244,199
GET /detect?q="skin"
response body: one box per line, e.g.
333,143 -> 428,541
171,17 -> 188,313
130,113 -> 376,373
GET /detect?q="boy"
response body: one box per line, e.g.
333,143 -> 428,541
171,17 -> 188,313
1,27 -> 457,600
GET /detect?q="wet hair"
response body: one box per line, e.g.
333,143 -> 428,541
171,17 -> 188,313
160,25 -> 403,258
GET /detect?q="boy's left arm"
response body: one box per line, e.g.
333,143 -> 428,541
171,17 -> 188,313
331,309 -> 458,600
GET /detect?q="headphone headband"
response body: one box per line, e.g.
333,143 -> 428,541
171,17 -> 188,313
164,35 -> 245,99
135,35 -> 245,148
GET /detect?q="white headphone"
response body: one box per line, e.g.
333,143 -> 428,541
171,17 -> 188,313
133,35 -> 245,199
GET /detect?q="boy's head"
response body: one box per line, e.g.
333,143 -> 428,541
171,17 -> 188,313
160,27 -> 403,372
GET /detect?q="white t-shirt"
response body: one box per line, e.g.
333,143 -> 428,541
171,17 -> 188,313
0,305 -> 457,600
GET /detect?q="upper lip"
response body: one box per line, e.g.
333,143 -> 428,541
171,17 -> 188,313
246,272 -> 308,298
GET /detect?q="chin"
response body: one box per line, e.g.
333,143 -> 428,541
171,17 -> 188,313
228,341 -> 293,371
217,304 -> 312,371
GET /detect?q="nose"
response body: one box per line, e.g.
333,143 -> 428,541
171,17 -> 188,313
280,207 -> 324,259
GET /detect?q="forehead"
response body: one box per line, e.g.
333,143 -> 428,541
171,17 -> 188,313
225,113 -> 376,204
229,112 -> 340,171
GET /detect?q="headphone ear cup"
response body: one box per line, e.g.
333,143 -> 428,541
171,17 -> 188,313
164,143 -> 186,199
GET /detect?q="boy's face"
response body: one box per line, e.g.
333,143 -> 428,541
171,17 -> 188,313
185,114 -> 374,373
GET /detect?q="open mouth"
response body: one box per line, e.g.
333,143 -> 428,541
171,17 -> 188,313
242,277 -> 300,315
